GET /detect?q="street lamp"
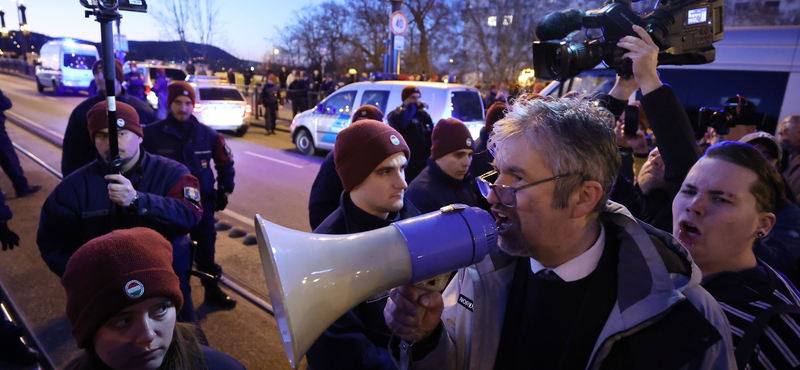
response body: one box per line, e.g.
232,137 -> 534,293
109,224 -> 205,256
0,6 -> 9,56
17,0 -> 30,73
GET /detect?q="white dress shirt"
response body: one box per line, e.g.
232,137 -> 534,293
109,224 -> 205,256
530,225 -> 606,282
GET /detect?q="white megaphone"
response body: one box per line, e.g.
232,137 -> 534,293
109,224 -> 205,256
255,204 -> 497,368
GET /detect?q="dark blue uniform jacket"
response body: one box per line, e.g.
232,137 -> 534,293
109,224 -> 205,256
143,115 -> 235,203
37,152 -> 203,277
406,158 -> 476,214
62,90 -> 158,177
307,192 -> 420,370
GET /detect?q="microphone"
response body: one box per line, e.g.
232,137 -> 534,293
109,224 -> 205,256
535,9 -> 584,41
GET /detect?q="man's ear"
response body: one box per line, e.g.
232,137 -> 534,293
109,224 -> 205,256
570,180 -> 603,219
756,212 -> 777,238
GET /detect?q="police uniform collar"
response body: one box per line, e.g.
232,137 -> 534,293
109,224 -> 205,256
426,157 -> 471,187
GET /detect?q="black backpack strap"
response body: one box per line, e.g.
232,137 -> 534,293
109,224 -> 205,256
734,304 -> 800,370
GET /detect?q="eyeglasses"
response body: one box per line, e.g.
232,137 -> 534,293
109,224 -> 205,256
475,170 -> 572,208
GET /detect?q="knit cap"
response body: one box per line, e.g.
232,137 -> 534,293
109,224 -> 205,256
353,105 -> 384,122
91,58 -> 125,83
87,100 -> 143,139
167,81 -> 197,107
62,228 -> 183,349
401,86 -> 421,102
334,120 -> 410,191
431,118 -> 475,160
485,101 -> 507,133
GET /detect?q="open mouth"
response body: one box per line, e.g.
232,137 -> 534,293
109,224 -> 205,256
678,220 -> 702,245
491,209 -> 513,235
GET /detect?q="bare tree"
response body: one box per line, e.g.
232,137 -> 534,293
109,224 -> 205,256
341,0 -> 389,72
192,0 -> 225,61
151,0 -> 193,60
403,0 -> 457,76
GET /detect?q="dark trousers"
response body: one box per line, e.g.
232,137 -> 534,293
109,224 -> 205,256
264,104 -> 277,132
177,273 -> 196,324
191,201 -> 221,277
291,99 -> 301,117
0,124 -> 29,193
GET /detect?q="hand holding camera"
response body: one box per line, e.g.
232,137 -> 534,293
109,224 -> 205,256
617,25 -> 663,95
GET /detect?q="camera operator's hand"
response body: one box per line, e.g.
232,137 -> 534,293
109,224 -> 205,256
0,222 -> 20,251
105,174 -> 137,207
618,25 -> 663,95
384,285 -> 443,342
609,75 -> 640,102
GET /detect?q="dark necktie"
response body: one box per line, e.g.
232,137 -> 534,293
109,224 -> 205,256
536,269 -> 564,282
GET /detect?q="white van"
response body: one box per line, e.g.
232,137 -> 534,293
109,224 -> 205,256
289,81 -> 485,156
540,26 -> 800,135
35,39 -> 99,95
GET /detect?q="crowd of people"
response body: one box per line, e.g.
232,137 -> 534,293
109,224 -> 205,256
0,24 -> 798,370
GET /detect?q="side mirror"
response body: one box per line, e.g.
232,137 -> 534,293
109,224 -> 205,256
316,104 -> 325,114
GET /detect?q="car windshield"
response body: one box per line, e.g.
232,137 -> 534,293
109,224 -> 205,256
450,91 -> 484,122
63,54 -> 96,70
199,88 -> 245,101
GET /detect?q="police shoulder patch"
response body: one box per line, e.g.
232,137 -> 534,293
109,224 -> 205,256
183,187 -> 201,203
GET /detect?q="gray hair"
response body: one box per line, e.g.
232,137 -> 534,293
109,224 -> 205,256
488,94 -> 621,212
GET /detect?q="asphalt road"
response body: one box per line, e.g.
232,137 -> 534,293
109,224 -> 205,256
0,72 -> 326,369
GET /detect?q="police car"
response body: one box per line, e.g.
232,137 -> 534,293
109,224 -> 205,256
290,81 -> 485,156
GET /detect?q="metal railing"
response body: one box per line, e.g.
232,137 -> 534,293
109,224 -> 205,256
0,58 -> 34,77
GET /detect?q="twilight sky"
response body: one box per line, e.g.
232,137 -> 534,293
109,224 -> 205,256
1,0 -> 324,61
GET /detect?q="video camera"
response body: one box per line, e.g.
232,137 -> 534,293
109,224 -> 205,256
698,95 -> 767,136
79,0 -> 147,17
532,0 -> 724,81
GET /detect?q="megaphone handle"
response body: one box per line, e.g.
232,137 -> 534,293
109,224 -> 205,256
411,272 -> 451,322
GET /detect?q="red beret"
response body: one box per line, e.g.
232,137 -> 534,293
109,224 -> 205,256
167,81 -> 196,108
353,105 -> 384,122
485,101 -> 507,132
401,85 -> 421,102
92,58 -> 125,84
431,118 -> 475,160
334,120 -> 410,192
87,101 -> 143,139
62,228 -> 183,349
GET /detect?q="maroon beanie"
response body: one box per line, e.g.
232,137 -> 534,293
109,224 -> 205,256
485,101 -> 507,132
87,101 -> 143,139
91,59 -> 125,84
334,120 -> 410,191
353,105 -> 384,122
401,85 -> 421,102
62,228 -> 183,349
167,81 -> 197,107
431,118 -> 475,160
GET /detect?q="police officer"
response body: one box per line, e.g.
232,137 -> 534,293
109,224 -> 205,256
307,104 -> 384,230
0,183 -> 40,365
387,85 -> 434,183
62,59 -> 157,177
406,118 -> 476,214
37,101 -> 203,323
0,88 -> 40,197
142,81 -> 237,308
124,63 -> 146,101
306,119 -> 419,370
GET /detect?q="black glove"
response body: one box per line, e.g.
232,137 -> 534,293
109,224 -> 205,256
0,222 -> 20,251
214,189 -> 229,212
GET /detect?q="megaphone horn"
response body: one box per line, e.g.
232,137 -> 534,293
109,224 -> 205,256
255,204 -> 497,368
